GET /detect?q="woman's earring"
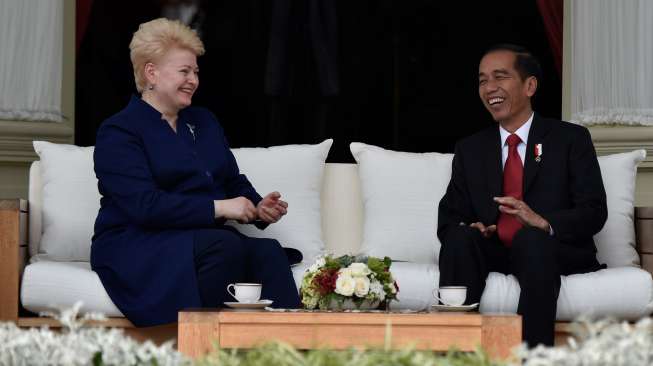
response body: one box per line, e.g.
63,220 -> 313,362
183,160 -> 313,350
148,84 -> 154,90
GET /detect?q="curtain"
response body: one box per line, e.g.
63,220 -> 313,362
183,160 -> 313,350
76,0 -> 94,53
571,0 -> 653,125
0,0 -> 64,122
536,0 -> 563,78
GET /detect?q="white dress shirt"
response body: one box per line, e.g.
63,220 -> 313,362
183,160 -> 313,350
499,112 -> 534,168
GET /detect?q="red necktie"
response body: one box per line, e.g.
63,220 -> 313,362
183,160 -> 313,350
497,134 -> 523,247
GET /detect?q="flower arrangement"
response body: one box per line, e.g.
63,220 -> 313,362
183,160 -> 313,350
300,254 -> 399,310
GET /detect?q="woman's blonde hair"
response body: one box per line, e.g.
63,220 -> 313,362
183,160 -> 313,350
129,18 -> 205,93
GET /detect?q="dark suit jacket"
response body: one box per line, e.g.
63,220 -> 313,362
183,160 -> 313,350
91,96 -> 264,326
438,114 -> 608,254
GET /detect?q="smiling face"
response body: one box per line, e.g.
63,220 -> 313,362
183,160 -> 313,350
145,47 -> 199,112
478,50 -> 537,130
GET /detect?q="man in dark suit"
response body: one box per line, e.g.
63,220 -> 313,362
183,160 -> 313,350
437,44 -> 607,347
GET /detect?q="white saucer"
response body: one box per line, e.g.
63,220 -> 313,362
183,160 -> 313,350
431,303 -> 479,312
224,299 -> 273,310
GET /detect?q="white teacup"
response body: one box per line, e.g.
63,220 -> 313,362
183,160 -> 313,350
227,283 -> 262,303
433,286 -> 467,306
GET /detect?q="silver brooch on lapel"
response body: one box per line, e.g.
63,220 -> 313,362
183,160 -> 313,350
535,143 -> 543,162
186,123 -> 196,141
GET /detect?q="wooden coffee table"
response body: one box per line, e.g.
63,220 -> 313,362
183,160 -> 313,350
178,309 -> 521,360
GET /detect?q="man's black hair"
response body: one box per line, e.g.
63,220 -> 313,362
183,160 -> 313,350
482,43 -> 543,84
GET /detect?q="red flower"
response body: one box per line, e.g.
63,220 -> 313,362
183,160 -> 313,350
312,268 -> 338,295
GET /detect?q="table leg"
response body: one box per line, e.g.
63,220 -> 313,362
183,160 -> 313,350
178,311 -> 221,358
481,315 -> 522,360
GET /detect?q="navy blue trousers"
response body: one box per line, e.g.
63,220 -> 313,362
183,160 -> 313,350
193,227 -> 301,308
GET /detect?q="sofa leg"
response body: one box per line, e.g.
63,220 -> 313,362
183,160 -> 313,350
0,199 -> 27,323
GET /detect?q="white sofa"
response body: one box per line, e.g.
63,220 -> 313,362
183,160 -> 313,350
3,139 -> 653,326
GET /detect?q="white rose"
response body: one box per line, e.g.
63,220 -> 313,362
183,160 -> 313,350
338,268 -> 353,278
348,262 -> 371,277
369,280 -> 385,301
354,276 -> 370,297
335,274 -> 355,296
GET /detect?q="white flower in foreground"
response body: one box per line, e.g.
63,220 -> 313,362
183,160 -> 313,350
348,262 -> 371,277
0,302 -> 189,366
354,276 -> 371,297
512,316 -> 653,366
335,274 -> 355,296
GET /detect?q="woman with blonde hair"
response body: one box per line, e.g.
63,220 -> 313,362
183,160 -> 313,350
91,18 -> 301,326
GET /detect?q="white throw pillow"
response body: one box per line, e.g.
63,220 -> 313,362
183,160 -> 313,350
229,139 -> 333,263
350,142 -> 453,264
350,141 -> 645,269
595,149 -> 646,268
33,141 -> 100,261
33,139 -> 332,263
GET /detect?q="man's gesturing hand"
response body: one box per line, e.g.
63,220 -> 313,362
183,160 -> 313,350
494,196 -> 550,232
469,222 -> 497,238
256,191 -> 288,224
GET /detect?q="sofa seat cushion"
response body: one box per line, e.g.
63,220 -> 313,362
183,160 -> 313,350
481,267 -> 653,320
21,260 -> 123,317
293,262 -> 653,318
386,262 -> 439,310
22,260 -> 653,320
293,263 -> 653,318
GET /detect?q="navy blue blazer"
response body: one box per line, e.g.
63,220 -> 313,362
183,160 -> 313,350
91,96 -> 263,326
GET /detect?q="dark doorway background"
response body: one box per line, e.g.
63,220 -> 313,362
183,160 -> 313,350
76,0 -> 561,162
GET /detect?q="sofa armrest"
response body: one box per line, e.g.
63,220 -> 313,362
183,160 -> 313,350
0,199 -> 27,323
636,207 -> 653,276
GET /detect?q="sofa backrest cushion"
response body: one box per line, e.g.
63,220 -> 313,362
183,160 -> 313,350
30,139 -> 332,263
350,142 -> 453,264
349,142 -> 645,268
28,161 -> 43,257
227,139 -> 333,262
32,141 -> 100,261
27,140 -> 646,269
595,149 -> 646,267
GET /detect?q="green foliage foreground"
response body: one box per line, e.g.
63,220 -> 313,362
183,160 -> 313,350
197,342 -> 504,366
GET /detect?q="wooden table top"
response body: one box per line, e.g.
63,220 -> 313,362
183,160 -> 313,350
179,308 -> 518,326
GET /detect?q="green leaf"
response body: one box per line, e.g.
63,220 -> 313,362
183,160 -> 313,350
384,256 -> 392,267
92,352 -> 103,366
